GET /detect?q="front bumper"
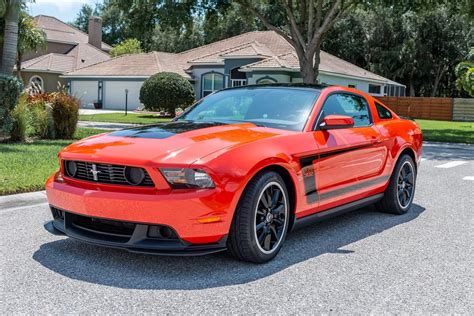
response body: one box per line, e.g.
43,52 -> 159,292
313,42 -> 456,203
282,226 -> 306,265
45,174 -> 234,246
44,207 -> 227,256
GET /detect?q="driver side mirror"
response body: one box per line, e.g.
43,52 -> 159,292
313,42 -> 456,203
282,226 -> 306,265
319,115 -> 354,130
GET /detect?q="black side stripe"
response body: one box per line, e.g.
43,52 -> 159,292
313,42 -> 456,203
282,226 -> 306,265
299,143 -> 384,204
300,155 -> 318,204
318,175 -> 390,201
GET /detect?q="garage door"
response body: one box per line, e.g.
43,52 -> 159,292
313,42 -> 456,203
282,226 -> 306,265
71,81 -> 98,107
103,81 -> 144,110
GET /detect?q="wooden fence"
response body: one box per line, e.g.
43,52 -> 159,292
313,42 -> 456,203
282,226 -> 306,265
377,97 -> 454,121
453,98 -> 474,121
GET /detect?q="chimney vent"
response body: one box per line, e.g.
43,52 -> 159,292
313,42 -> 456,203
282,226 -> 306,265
88,16 -> 102,50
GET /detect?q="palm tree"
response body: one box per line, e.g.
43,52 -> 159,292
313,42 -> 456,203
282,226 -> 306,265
16,12 -> 46,76
1,0 -> 21,75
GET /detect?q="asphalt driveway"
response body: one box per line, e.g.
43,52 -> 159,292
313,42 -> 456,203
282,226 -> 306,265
1,142 -> 473,314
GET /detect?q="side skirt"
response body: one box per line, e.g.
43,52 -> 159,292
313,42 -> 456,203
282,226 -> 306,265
292,193 -> 384,231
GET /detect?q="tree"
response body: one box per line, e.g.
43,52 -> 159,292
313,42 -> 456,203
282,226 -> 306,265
1,0 -> 21,74
17,12 -> 46,76
139,72 -> 195,115
110,38 -> 143,57
235,0 -> 356,83
201,1 -> 258,44
71,3 -> 97,33
322,3 -> 473,97
151,23 -> 203,53
455,48 -> 474,96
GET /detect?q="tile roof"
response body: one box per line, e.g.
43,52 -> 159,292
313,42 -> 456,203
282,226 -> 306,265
241,52 -> 300,70
34,15 -> 112,51
64,52 -> 192,79
65,30 -> 393,83
21,54 -> 75,73
21,43 -> 110,73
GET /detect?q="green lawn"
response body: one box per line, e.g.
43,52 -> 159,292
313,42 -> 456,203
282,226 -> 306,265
0,128 -> 109,195
416,119 -> 474,144
79,113 -> 172,124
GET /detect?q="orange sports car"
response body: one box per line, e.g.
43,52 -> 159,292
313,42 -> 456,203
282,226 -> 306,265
45,84 -> 422,263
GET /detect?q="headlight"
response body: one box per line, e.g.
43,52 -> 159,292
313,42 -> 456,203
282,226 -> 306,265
160,168 -> 215,189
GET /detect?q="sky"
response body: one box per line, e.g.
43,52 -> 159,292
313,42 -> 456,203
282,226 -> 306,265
27,0 -> 101,23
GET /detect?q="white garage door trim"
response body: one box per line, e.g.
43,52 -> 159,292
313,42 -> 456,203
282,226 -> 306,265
103,81 -> 144,110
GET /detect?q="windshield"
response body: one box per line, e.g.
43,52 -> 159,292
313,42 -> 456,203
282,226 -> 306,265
179,87 -> 320,131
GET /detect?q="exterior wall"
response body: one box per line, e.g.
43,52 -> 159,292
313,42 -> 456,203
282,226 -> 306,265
318,73 -> 385,96
224,58 -> 262,86
247,72 -> 292,84
21,71 -> 66,92
190,66 -> 225,99
246,71 -> 398,97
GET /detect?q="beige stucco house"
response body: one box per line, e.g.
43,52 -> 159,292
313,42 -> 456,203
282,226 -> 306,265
18,15 -> 110,92
64,31 -> 406,110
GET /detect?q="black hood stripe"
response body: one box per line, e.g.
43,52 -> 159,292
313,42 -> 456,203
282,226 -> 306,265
108,121 -> 227,139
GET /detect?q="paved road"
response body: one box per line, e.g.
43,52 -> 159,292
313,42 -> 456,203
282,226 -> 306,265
2,142 -> 473,314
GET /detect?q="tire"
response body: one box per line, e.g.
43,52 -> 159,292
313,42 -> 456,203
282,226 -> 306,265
227,171 -> 290,263
376,154 -> 416,215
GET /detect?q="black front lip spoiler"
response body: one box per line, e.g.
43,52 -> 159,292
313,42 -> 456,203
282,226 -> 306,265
44,215 -> 227,257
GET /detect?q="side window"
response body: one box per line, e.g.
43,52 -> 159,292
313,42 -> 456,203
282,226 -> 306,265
375,102 -> 393,119
321,93 -> 371,127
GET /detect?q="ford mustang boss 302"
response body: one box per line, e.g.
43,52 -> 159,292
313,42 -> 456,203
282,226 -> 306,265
45,84 -> 422,263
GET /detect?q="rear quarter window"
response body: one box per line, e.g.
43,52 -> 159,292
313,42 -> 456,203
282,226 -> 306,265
375,102 -> 393,119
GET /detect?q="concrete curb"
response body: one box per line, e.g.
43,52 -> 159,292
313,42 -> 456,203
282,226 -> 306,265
0,191 -> 47,211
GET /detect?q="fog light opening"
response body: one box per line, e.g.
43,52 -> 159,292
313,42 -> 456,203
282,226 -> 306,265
148,225 -> 178,240
159,226 -> 172,239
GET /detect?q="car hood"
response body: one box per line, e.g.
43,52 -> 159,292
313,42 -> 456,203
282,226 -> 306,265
60,121 -> 286,166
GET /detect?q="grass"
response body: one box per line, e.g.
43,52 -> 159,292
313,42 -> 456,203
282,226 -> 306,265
416,119 -> 474,144
0,128 -> 109,196
79,113 -> 172,124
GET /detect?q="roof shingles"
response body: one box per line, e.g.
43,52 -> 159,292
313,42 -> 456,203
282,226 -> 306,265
34,15 -> 112,51
65,30 -> 393,83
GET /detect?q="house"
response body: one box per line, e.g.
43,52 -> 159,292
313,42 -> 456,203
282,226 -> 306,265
18,15 -> 111,92
63,31 -> 406,110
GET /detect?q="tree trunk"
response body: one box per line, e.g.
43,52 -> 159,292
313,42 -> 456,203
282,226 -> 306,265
300,58 -> 316,83
0,0 -> 21,75
431,64 -> 447,97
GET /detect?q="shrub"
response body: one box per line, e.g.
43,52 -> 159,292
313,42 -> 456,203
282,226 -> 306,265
26,100 -> 50,138
0,75 -> 24,137
10,95 -> 28,142
139,72 -> 195,115
51,93 -> 79,139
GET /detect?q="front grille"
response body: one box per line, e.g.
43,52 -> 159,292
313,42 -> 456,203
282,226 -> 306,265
70,213 -> 136,238
63,160 -> 154,187
65,212 -> 179,241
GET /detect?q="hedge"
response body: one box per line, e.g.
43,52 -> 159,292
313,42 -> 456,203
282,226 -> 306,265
139,72 -> 195,115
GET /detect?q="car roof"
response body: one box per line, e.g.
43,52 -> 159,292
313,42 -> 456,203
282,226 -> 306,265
220,83 -> 330,93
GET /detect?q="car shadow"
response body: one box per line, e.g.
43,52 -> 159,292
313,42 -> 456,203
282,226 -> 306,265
33,204 -> 425,290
